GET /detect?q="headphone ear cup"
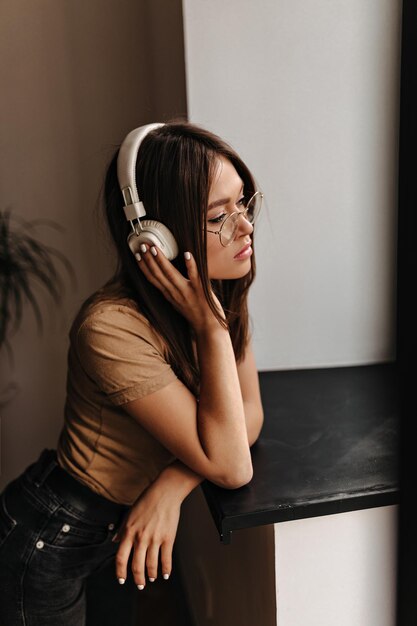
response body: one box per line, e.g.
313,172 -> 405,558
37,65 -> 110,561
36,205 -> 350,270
127,220 -> 179,260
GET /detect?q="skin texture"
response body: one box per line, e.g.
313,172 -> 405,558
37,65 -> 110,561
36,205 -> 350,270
112,158 -> 263,590
206,156 -> 254,279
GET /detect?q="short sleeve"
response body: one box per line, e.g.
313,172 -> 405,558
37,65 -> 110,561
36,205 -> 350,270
75,305 -> 177,405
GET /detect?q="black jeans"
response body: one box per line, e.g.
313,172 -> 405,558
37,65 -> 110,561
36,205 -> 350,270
0,449 -> 131,625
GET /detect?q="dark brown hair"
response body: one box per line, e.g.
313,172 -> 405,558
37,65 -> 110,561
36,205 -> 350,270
100,121 -> 256,395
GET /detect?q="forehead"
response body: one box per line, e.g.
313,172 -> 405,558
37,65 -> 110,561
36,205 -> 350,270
209,156 -> 243,200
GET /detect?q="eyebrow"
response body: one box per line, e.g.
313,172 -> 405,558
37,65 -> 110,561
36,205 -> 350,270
208,184 -> 244,211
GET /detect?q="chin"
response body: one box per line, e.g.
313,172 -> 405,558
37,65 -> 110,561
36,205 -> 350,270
209,260 -> 252,280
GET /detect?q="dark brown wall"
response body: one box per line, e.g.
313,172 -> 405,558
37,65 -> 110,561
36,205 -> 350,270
0,0 -> 187,484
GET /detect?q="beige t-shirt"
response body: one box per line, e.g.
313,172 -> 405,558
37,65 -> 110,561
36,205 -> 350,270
57,292 -> 178,505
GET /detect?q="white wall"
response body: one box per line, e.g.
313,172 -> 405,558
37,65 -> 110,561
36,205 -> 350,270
182,0 -> 401,370
274,506 -> 398,626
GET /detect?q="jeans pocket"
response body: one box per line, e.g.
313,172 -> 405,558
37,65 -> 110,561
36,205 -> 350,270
49,508 -> 111,549
39,503 -> 115,550
27,508 -> 116,580
28,537 -> 116,580
0,485 -> 17,550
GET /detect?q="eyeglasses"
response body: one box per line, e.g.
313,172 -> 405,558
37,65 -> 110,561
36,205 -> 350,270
206,191 -> 263,247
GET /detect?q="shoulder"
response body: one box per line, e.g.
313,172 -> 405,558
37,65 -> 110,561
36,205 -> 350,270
69,289 -> 177,403
70,288 -> 165,357
78,297 -> 148,330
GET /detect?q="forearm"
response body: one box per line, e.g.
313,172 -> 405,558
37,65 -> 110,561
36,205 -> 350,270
245,401 -> 264,447
151,407 -> 261,503
152,459 -> 204,503
195,326 -> 253,487
155,397 -> 262,497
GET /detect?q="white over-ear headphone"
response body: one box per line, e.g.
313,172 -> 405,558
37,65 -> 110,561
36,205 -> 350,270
117,123 -> 179,260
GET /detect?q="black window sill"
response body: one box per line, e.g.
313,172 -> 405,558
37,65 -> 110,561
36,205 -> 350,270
202,363 -> 399,544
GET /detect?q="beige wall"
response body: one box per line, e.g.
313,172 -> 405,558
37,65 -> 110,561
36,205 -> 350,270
0,0 -> 187,486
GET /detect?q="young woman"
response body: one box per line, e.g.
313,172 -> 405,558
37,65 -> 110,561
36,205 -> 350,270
0,121 -> 264,625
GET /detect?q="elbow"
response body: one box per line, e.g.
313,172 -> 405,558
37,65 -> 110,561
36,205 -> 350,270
248,407 -> 265,447
216,463 -> 253,490
255,409 -> 264,442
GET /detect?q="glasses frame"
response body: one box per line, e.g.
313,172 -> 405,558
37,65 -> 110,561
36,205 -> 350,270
206,191 -> 263,247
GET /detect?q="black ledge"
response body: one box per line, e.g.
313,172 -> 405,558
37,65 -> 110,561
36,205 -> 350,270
201,363 -> 399,544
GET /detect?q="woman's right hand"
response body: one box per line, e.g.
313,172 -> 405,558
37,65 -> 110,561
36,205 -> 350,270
135,244 -> 225,334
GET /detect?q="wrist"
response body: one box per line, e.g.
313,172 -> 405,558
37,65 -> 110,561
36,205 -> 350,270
194,322 -> 229,342
155,460 -> 204,503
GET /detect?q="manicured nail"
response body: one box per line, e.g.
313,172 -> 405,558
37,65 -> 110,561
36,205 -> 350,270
134,253 -> 141,262
118,578 -> 125,585
150,246 -> 157,256
137,584 -> 145,590
140,244 -> 147,253
149,578 -> 156,582
184,251 -> 191,261
163,574 -> 170,580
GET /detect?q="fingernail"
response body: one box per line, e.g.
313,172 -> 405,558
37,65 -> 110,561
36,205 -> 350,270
150,246 -> 157,256
137,584 -> 145,590
184,251 -> 191,260
140,244 -> 147,253
134,253 -> 141,262
163,574 -> 170,580
149,578 -> 156,582
118,578 -> 125,585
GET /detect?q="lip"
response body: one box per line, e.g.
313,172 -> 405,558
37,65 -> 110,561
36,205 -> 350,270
234,242 -> 252,260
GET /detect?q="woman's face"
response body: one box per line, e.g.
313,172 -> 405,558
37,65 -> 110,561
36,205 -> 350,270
206,157 -> 254,280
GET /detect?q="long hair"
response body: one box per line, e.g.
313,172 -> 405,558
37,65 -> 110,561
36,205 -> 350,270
98,121 -> 256,395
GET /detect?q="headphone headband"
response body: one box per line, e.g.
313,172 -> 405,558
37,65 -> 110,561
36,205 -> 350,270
117,123 -> 165,222
117,122 -> 179,260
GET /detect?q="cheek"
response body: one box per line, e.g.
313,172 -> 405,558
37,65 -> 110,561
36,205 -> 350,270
206,237 -> 252,280
206,238 -> 225,275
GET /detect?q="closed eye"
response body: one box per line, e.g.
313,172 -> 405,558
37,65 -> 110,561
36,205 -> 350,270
207,197 -> 246,224
208,213 -> 227,224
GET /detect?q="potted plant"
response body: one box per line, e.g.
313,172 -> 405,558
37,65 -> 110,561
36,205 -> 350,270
0,208 -> 75,407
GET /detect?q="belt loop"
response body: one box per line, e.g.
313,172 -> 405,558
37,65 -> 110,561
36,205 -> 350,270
33,449 -> 58,488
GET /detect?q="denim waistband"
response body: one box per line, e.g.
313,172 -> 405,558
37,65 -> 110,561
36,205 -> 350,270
23,448 -> 130,524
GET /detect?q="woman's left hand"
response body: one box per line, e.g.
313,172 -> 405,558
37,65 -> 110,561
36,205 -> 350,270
112,480 -> 182,589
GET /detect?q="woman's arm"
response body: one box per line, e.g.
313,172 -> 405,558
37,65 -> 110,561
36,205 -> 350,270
122,245 -> 253,489
114,338 -> 264,589
114,459 -> 203,587
237,340 -> 264,446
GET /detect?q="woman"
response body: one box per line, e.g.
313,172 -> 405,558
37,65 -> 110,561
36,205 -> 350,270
0,121 -> 264,625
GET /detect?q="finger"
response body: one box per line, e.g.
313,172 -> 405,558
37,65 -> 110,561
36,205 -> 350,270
139,244 -> 189,300
115,536 -> 134,585
183,251 -> 199,284
131,539 -> 148,589
145,541 -> 160,582
160,540 -> 173,581
146,244 -> 191,291
135,245 -> 176,298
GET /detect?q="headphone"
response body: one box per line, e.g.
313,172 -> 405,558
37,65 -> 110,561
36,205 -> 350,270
117,123 -> 179,260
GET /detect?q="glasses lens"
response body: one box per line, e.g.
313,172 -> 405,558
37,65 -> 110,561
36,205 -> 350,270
245,192 -> 262,224
220,213 -> 238,246
218,193 -> 263,246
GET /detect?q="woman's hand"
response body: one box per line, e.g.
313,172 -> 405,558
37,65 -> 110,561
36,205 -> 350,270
113,461 -> 204,589
135,244 -> 225,333
113,480 -> 182,589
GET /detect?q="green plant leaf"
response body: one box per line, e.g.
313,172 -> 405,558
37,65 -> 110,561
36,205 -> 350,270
0,208 -> 76,350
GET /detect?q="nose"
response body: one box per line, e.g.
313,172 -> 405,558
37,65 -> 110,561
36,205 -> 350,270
236,211 -> 254,237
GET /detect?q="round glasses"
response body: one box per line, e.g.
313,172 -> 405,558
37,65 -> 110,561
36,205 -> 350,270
206,191 -> 263,247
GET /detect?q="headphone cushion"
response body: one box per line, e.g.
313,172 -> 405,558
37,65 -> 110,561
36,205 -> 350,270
127,220 -> 179,260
